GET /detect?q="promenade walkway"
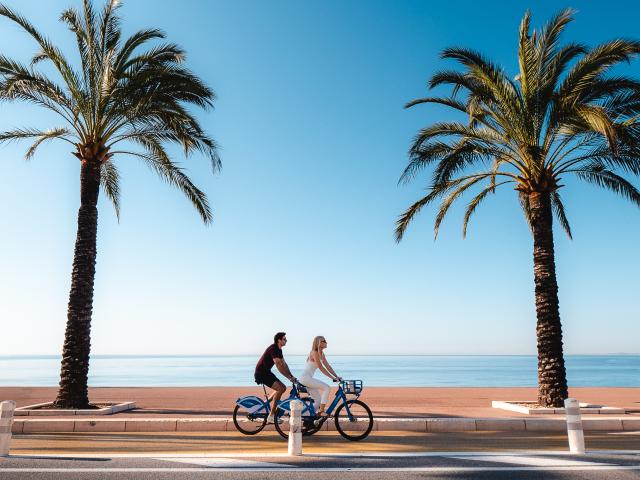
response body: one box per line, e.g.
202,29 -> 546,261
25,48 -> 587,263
3,386 -> 639,419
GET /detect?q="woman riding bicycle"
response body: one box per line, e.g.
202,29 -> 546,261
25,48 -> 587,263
299,336 -> 342,419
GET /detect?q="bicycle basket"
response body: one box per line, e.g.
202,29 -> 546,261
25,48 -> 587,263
341,380 -> 363,394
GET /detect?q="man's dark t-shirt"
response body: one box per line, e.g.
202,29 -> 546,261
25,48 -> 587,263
255,344 -> 283,376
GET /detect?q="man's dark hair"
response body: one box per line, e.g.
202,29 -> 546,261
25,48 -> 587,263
274,332 -> 286,344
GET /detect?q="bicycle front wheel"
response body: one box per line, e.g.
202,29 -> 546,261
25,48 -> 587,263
232,404 -> 267,435
334,399 -> 373,441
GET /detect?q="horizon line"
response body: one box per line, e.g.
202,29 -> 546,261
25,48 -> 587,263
2,353 -> 639,358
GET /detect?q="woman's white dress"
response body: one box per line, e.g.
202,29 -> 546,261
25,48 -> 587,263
299,358 -> 330,407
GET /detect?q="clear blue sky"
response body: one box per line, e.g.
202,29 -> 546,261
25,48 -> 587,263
1,0 -> 638,356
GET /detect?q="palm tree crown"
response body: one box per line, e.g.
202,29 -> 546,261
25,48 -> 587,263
0,0 -> 218,220
396,8 -> 640,241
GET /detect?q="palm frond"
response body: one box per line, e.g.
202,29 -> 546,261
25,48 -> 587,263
126,139 -> 212,223
113,28 -> 165,73
395,187 -> 444,242
0,3 -> 85,105
399,141 -> 452,185
405,96 -> 466,111
551,190 -> 572,239
0,127 -> 71,145
574,104 -> 618,152
462,180 -> 511,238
25,127 -> 73,160
573,163 -> 640,206
559,39 -> 640,106
98,0 -> 121,55
433,175 -> 486,238
537,8 -> 575,60
100,160 -> 121,219
59,7 -> 91,91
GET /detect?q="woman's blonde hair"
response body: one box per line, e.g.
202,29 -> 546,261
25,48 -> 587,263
310,336 -> 325,354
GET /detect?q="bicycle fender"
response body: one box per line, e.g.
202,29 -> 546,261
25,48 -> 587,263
236,395 -> 265,413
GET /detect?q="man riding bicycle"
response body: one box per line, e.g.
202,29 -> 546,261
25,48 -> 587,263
254,332 -> 296,424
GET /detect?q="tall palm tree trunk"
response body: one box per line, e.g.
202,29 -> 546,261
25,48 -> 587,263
54,159 -> 100,409
529,192 -> 568,407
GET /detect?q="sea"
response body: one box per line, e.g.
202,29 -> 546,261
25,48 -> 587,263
0,355 -> 637,387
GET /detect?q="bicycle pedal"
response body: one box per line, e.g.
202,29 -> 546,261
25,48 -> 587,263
313,415 -> 329,426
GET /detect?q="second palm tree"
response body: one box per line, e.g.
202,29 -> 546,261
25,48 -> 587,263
396,9 -> 640,407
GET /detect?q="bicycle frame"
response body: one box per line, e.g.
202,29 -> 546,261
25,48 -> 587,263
278,382 -> 359,420
324,383 -> 359,418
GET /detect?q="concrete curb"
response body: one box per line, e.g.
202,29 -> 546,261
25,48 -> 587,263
14,402 -> 136,416
491,400 -> 626,415
11,417 -> 640,434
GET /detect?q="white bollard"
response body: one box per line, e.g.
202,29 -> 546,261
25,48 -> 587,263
564,398 -> 585,454
287,399 -> 303,456
0,400 -> 16,457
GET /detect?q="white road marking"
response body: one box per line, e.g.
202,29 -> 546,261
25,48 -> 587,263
2,466 -> 640,473
8,449 -> 640,458
450,454 -> 611,467
156,457 -> 292,468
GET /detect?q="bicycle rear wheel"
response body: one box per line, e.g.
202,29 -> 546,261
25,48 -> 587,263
232,404 -> 267,435
334,399 -> 373,441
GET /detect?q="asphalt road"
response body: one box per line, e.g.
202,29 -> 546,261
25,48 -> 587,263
3,430 -> 640,479
8,430 -> 640,455
1,451 -> 640,479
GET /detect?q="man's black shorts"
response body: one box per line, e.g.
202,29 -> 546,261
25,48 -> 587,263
254,370 -> 279,388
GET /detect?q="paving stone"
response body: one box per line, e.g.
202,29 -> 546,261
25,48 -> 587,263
333,419 -> 373,432
22,420 -> 75,433
582,418 -> 623,431
622,418 -> 640,431
376,419 -> 425,431
176,419 -> 228,432
74,420 -> 126,432
10,421 -> 23,434
524,418 -> 566,432
427,418 -> 476,432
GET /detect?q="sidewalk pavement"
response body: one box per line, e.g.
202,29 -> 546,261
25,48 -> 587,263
2,386 -> 639,433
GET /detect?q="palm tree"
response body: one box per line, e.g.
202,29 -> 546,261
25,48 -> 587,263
0,0 -> 219,408
396,9 -> 640,407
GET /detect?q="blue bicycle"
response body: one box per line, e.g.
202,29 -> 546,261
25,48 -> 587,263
233,379 -> 373,441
